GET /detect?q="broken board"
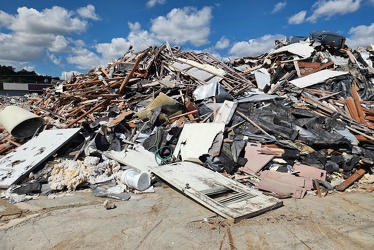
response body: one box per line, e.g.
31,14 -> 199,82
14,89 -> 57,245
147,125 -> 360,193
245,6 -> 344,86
149,162 -> 282,223
0,128 -> 81,188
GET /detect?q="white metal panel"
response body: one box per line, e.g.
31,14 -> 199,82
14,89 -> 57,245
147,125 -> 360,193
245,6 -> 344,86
0,128 -> 81,188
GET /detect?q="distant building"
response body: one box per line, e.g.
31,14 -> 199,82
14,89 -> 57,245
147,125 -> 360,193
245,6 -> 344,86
0,82 -> 53,96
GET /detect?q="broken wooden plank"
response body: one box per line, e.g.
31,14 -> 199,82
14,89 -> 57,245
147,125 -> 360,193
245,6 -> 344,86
237,111 -> 272,137
117,52 -> 145,94
336,169 -> 366,191
351,86 -> 366,124
64,100 -> 108,128
0,128 -> 81,188
149,161 -> 282,223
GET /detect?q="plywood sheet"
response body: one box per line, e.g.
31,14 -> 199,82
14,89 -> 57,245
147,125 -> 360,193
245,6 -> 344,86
0,128 -> 81,188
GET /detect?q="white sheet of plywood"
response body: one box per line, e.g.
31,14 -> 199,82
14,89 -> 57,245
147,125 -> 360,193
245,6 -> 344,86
290,69 -> 348,88
0,128 -> 80,188
149,162 -> 282,223
173,123 -> 225,163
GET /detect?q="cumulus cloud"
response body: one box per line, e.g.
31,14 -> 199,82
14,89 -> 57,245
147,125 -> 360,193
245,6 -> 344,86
0,10 -> 15,28
150,6 -> 212,46
288,11 -> 307,24
214,37 -> 230,50
0,33 -> 43,61
60,70 -> 83,80
346,23 -> 374,48
0,5 -> 100,70
272,2 -> 287,14
229,34 -> 286,57
66,47 -> 102,70
77,4 -> 100,20
146,0 -> 166,8
47,51 -> 61,65
307,0 -> 361,23
10,6 -> 88,35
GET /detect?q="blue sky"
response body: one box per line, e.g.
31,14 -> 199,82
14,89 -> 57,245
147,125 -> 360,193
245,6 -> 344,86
0,0 -> 373,79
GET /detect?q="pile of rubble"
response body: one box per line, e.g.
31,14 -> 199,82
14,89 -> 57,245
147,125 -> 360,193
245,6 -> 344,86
1,31 -> 373,222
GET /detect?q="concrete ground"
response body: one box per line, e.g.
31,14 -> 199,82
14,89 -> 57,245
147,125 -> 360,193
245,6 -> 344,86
0,182 -> 373,250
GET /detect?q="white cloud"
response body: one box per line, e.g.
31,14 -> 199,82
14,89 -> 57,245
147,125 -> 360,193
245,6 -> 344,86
150,7 -> 212,46
346,23 -> 374,48
214,37 -> 230,50
47,51 -> 61,65
288,11 -> 307,24
10,6 -> 88,35
77,4 -> 100,20
0,10 -> 15,28
0,33 -> 43,62
307,0 -> 361,23
96,38 -> 132,61
272,2 -> 287,14
146,0 -> 166,8
229,34 -> 286,57
369,0 -> 374,5
66,47 -> 102,70
60,70 -> 83,80
0,5 -> 99,71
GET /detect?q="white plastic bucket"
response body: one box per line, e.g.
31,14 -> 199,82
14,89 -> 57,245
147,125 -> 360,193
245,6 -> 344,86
0,106 -> 44,138
121,169 -> 151,191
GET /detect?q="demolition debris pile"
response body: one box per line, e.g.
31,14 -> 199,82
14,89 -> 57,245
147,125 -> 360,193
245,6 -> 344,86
1,31 -> 374,222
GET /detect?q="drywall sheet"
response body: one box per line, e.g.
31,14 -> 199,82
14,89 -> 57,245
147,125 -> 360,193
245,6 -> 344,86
0,128 -> 80,188
271,43 -> 314,58
173,123 -> 225,163
104,145 -> 157,173
149,162 -> 282,223
290,69 -> 348,88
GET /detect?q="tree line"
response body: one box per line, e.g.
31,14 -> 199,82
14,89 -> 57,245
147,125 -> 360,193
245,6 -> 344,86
0,65 -> 59,83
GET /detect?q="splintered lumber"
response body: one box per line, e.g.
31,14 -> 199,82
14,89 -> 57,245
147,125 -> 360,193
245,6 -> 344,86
64,100 -> 108,128
118,53 -> 145,94
351,86 -> 366,124
336,169 -> 366,191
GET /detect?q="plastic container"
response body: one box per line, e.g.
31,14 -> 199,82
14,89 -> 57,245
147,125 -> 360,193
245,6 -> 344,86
121,169 -> 151,191
0,106 -> 44,138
